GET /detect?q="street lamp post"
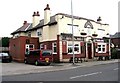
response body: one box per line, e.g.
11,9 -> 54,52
71,0 -> 75,64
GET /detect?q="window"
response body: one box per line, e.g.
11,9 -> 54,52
28,32 -> 31,37
37,31 -> 42,36
52,42 -> 57,54
97,43 -> 106,53
74,44 -> 79,53
68,43 -> 73,53
67,42 -> 80,54
29,45 -> 34,48
98,45 -> 101,51
40,44 -> 44,50
42,50 -> 52,56
25,44 -> 34,54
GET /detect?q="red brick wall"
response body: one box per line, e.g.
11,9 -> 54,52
9,36 -> 39,62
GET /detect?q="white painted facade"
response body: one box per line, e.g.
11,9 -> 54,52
11,4 -> 111,62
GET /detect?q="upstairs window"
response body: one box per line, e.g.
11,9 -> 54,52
28,32 -> 31,37
37,30 -> 42,36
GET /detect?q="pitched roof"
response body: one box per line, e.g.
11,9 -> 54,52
11,13 -> 109,35
27,15 -> 57,31
110,32 -> 120,38
11,23 -> 32,35
56,13 -> 109,25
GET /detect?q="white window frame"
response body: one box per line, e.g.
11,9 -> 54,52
97,43 -> 106,53
25,44 -> 34,54
36,30 -> 42,37
52,42 -> 57,54
40,44 -> 44,50
67,41 -> 80,54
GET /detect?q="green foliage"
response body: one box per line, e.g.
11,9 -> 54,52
111,48 -> 117,59
1,37 -> 10,47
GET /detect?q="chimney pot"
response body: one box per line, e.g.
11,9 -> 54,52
97,16 -> 102,22
37,11 -> 40,16
44,4 -> 50,10
23,21 -> 27,25
33,12 -> 37,17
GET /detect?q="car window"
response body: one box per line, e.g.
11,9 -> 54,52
42,51 -> 52,56
29,51 -> 40,56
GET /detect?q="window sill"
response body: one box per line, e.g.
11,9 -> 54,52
52,53 -> 57,54
68,53 -> 80,55
98,52 -> 106,53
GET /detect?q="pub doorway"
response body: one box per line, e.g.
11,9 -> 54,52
87,43 -> 92,59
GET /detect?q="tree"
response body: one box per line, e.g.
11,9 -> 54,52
1,37 -> 10,47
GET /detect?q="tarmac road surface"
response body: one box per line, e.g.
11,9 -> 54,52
2,62 -> 119,82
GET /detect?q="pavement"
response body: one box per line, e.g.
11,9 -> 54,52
1,59 -> 119,76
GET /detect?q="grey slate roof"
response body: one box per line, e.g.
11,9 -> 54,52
110,32 -> 120,38
27,16 -> 57,31
56,13 -> 109,25
11,15 -> 57,34
11,23 -> 32,35
11,13 -> 109,35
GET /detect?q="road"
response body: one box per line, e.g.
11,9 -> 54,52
2,62 -> 119,82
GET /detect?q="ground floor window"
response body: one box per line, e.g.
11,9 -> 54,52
97,43 -> 106,53
40,44 -> 44,50
25,44 -> 34,54
52,42 -> 57,54
67,41 -> 80,54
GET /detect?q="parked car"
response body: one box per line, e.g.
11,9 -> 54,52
24,50 -> 53,66
0,53 -> 12,63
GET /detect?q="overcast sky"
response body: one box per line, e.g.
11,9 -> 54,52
0,0 -> 119,37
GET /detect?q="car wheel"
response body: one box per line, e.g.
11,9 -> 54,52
35,61 -> 39,66
45,63 -> 51,66
24,59 -> 27,64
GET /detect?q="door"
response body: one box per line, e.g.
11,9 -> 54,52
87,43 -> 92,59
